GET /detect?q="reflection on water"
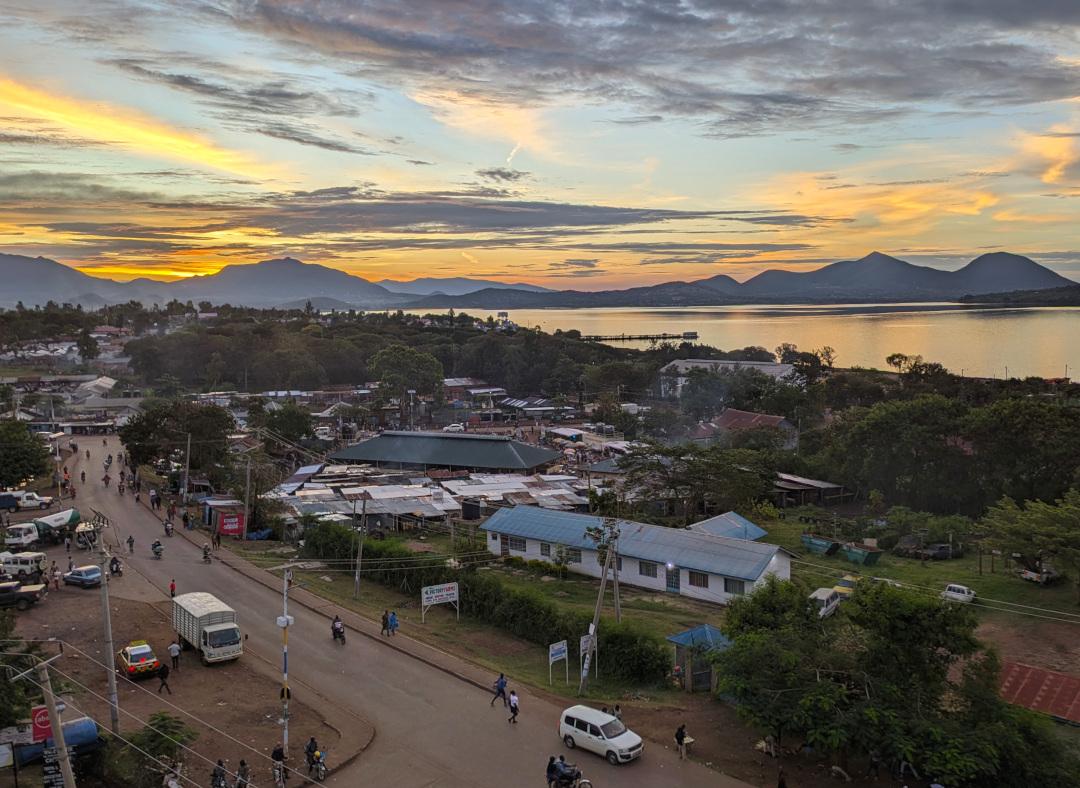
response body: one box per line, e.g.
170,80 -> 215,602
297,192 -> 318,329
487,304 -> 1080,379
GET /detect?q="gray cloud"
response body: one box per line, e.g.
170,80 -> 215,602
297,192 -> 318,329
252,122 -> 375,154
476,167 -> 530,182
229,0 -> 1080,137
550,258 -> 600,269
407,159 -> 434,166
607,115 -> 663,125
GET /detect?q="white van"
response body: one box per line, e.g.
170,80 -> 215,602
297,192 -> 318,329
810,588 -> 841,618
3,523 -> 39,549
941,583 -> 976,603
1,551 -> 48,581
559,705 -> 644,765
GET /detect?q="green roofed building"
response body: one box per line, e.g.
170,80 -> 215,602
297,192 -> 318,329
328,431 -> 561,473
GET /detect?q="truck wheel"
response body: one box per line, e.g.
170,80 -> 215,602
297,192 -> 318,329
16,599 -> 30,611
40,503 -> 48,510
201,654 -> 209,666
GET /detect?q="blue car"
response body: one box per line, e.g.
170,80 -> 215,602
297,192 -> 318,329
63,565 -> 102,588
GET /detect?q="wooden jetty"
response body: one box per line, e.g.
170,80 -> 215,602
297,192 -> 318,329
582,331 -> 699,342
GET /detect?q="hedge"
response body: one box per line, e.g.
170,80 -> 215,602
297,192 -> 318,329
302,523 -> 669,684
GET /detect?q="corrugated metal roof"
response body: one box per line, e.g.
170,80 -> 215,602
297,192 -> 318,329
666,624 -> 731,651
329,431 -> 560,471
482,506 -> 780,581
689,512 -> 767,541
1000,661 -> 1080,724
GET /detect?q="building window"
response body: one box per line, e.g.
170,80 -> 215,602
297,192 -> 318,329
490,532 -> 498,541
566,548 -> 582,564
688,570 -> 709,589
507,536 -> 526,552
616,555 -> 622,572
638,561 -> 658,578
724,577 -> 746,595
540,542 -> 551,557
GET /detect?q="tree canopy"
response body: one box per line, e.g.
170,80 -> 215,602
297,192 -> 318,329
0,419 -> 51,488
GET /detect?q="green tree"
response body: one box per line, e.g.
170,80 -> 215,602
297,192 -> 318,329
76,328 -> 100,360
371,343 -> 444,403
0,612 -> 41,726
0,419 -> 51,488
264,402 -> 313,443
983,490 -> 1080,603
119,401 -> 234,475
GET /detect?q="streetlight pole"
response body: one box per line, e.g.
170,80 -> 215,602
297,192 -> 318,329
276,569 -> 294,757
351,492 -> 370,599
92,510 -> 119,733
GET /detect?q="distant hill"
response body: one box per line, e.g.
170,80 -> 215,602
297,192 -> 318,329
418,251 -> 1076,308
959,283 -> 1080,306
377,277 -> 551,296
0,250 -> 1073,310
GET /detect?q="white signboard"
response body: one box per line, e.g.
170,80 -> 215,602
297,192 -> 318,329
421,581 -> 460,622
0,742 -> 12,769
0,723 -> 32,746
579,632 -> 599,679
549,639 -> 568,685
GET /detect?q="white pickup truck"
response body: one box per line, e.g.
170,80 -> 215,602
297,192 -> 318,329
12,492 -> 54,511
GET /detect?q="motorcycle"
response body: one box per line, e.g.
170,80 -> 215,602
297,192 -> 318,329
202,549 -> 212,564
164,521 -> 174,537
110,559 -> 123,577
554,764 -> 591,788
271,762 -> 287,787
151,543 -> 164,560
312,749 -> 327,782
332,626 -> 346,645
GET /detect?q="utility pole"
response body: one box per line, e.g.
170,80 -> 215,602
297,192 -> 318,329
93,513 -> 119,734
242,455 -> 252,541
579,544 -> 613,696
182,432 -> 192,504
611,537 -> 622,623
11,655 -> 77,788
352,493 -> 369,599
276,569 -> 294,757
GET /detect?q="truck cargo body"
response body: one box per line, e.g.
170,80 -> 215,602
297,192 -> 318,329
172,592 -> 243,663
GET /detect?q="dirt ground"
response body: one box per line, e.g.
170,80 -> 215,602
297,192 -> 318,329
977,612 -> 1080,675
12,584 -> 337,787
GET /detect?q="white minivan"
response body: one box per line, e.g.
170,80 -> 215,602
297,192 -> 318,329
559,705 -> 643,765
809,587 -> 841,618
941,583 -> 976,603
0,551 -> 48,581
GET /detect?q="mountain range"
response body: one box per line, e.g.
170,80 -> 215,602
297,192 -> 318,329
0,251 -> 1073,311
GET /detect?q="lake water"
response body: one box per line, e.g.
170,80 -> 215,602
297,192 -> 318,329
496,304 -> 1080,379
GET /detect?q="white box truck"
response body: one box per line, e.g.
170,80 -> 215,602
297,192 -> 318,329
172,592 -> 244,664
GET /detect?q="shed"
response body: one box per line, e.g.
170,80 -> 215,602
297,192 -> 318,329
666,624 -> 732,693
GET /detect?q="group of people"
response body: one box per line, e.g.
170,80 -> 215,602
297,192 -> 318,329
489,673 -> 520,723
379,609 -> 399,636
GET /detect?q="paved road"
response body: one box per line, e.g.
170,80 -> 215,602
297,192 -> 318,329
76,439 -> 751,787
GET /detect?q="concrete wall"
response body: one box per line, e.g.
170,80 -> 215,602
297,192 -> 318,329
486,530 -> 789,607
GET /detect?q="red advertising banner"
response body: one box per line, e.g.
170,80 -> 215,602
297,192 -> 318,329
31,706 -> 51,742
219,512 -> 244,536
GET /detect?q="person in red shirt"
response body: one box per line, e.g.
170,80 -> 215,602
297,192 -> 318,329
169,579 -> 176,597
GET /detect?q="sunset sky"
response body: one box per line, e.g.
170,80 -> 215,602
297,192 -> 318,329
1,1 -> 1079,288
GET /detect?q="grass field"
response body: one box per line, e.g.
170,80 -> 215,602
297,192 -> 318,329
758,517 -> 1080,619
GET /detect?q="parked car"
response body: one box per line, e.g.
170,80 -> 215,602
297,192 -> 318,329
0,493 -> 19,513
116,640 -> 161,679
832,574 -> 863,600
916,543 -> 963,560
941,583 -> 976,603
0,551 -> 47,582
1018,566 -> 1059,585
0,580 -> 48,611
809,588 -> 841,618
63,565 -> 102,588
442,423 -> 465,433
559,705 -> 644,765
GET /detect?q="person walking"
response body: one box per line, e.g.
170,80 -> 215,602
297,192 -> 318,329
380,610 -> 390,636
388,610 -> 398,635
181,511 -> 190,530
490,673 -> 508,707
234,759 -> 250,788
157,663 -> 172,695
64,534 -> 71,553
126,534 -> 135,554
168,639 -> 181,670
507,690 -> 519,724
613,704 -> 623,721
169,579 -> 176,598
675,723 -> 688,760
51,565 -> 62,591
67,557 -> 74,572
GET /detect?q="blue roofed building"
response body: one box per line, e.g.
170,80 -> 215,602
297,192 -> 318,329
687,511 -> 767,541
481,506 -> 790,606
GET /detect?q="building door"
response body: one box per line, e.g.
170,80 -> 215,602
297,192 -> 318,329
499,535 -> 510,557
666,565 -> 680,593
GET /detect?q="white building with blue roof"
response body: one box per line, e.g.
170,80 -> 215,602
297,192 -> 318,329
481,506 -> 790,606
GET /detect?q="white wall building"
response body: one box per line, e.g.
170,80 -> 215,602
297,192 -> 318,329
658,359 -> 796,397
481,506 -> 790,606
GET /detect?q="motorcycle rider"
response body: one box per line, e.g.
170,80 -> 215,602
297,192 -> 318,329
80,470 -> 85,484
211,759 -> 227,788
234,759 -> 250,788
109,556 -> 122,576
151,539 -> 163,558
332,616 -> 345,641
554,755 -> 580,787
270,743 -> 287,784
202,543 -> 212,562
304,737 -> 319,774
